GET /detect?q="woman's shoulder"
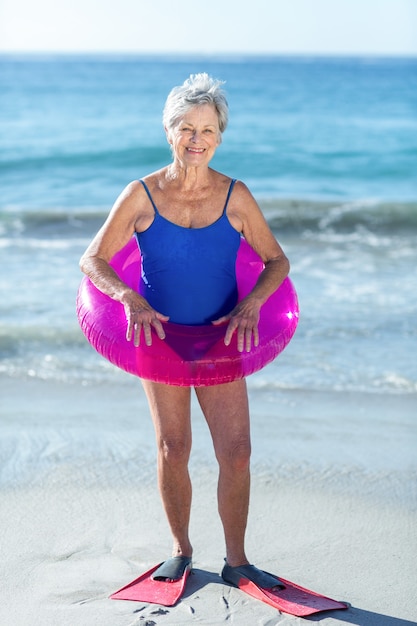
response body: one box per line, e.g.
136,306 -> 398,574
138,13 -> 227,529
226,178 -> 264,231
208,169 -> 247,194
140,167 -> 170,185
228,178 -> 257,207
110,175 -> 161,220
117,168 -> 167,202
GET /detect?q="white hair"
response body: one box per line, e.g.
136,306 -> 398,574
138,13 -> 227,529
163,73 -> 229,135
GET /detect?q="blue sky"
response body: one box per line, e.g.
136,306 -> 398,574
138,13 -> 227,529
1,0 -> 416,55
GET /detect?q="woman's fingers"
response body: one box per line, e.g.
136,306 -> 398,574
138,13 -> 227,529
126,308 -> 169,346
235,323 -> 259,353
222,308 -> 260,353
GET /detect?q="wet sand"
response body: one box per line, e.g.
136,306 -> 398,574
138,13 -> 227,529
1,376 -> 416,625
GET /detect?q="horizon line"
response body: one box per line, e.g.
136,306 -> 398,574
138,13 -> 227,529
1,50 -> 417,59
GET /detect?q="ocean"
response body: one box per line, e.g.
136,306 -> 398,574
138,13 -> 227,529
2,56 -> 417,626
1,54 -> 417,395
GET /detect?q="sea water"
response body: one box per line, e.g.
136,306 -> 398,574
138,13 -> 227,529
1,54 -> 416,395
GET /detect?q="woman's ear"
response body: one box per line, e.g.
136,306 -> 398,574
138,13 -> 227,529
164,126 -> 172,144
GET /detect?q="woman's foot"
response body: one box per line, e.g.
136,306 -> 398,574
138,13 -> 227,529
152,556 -> 192,582
221,560 -> 284,590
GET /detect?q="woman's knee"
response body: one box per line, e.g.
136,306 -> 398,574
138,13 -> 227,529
217,438 -> 251,472
158,435 -> 192,466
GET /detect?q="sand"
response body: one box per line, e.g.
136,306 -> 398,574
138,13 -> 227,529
1,376 -> 416,625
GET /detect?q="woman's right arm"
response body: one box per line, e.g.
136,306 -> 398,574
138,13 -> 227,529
79,181 -> 169,346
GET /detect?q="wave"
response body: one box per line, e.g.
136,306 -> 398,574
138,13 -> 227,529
1,199 -> 416,241
2,321 -> 416,394
0,209 -> 106,240
260,198 -> 417,236
1,145 -> 168,175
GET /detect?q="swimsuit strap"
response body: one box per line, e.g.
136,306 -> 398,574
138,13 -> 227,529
140,178 -> 237,216
139,179 -> 159,214
222,179 -> 237,215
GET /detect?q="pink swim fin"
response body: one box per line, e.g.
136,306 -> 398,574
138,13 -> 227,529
222,563 -> 348,617
110,558 -> 192,607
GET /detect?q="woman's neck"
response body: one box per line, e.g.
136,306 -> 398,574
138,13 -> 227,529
165,163 -> 215,191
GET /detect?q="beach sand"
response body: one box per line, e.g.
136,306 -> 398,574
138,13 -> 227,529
1,376 -> 416,625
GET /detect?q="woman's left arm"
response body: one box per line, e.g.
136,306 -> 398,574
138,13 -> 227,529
213,181 -> 290,352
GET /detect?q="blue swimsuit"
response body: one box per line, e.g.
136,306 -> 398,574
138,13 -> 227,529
135,179 -> 241,325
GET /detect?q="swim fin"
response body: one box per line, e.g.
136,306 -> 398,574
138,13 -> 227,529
110,557 -> 192,607
221,563 -> 348,617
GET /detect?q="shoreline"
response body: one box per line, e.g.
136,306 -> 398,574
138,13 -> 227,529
1,376 -> 416,624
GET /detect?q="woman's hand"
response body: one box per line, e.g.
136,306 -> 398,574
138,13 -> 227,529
123,292 -> 169,347
212,297 -> 261,353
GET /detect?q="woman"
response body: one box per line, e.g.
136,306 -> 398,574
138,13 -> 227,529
80,73 -> 289,590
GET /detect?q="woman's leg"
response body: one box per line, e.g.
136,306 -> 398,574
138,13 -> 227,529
195,379 -> 251,567
141,380 -> 193,558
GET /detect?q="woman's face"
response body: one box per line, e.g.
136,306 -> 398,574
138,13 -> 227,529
167,104 -> 221,168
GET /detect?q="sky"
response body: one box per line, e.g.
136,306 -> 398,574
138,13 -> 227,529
1,0 -> 416,56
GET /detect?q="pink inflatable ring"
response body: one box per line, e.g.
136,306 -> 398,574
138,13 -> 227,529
76,237 -> 299,386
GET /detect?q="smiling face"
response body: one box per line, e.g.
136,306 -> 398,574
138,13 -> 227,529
167,104 -> 221,169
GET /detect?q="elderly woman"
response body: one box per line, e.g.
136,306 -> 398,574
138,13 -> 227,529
80,74 -> 289,592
